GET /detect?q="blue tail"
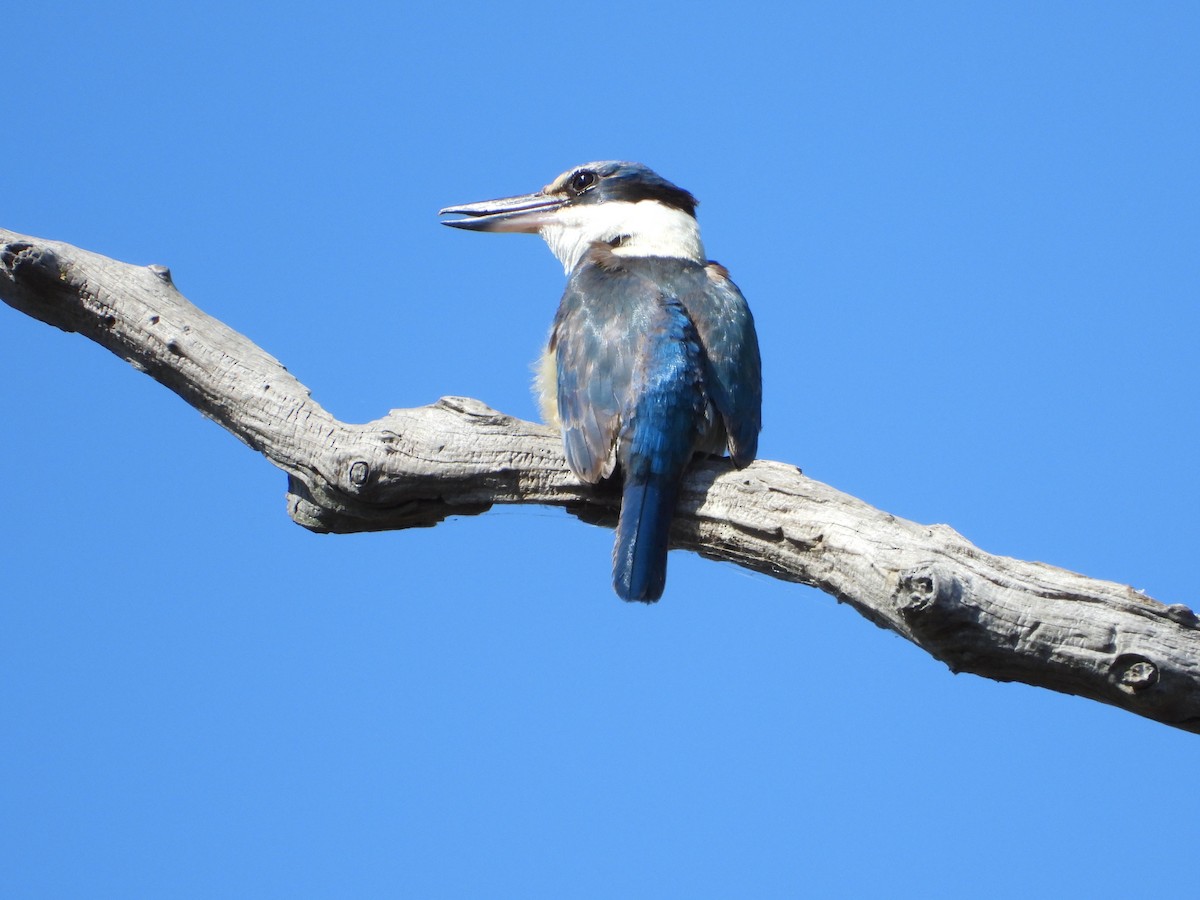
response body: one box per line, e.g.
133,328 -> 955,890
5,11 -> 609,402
613,466 -> 681,603
606,296 -> 706,602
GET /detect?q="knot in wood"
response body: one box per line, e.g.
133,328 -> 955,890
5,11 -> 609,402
4,243 -> 74,299
348,460 -> 370,488
1165,604 -> 1199,627
0,241 -> 35,272
1113,654 -> 1159,693
896,564 -> 962,619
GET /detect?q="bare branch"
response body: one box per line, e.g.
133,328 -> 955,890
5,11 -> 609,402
3,227 -> 1198,734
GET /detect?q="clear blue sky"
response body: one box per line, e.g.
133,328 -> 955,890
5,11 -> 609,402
4,2 -> 1198,897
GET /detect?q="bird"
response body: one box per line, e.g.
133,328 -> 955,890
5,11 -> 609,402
440,161 -> 761,602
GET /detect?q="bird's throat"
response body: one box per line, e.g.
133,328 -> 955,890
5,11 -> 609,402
541,200 -> 705,273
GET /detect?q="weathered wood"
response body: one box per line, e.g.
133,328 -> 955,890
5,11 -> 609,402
3,227 -> 1198,733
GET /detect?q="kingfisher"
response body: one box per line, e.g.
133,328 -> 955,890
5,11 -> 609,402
440,161 -> 761,602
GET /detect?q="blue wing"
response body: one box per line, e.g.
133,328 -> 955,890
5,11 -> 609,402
550,266 -> 634,483
552,251 -> 722,482
685,262 -> 762,467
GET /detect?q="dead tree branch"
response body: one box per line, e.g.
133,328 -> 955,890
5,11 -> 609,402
3,227 -> 1198,734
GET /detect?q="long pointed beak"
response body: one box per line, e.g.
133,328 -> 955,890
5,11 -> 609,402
439,190 -> 566,233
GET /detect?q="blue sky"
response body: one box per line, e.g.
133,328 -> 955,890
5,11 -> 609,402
3,2 -> 1198,896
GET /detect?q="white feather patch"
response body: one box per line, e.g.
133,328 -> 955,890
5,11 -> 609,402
540,200 -> 705,273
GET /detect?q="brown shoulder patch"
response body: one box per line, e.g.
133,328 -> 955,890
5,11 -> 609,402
586,242 -> 626,272
705,261 -> 730,281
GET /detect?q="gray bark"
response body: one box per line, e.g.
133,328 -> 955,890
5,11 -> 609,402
3,227 -> 1198,734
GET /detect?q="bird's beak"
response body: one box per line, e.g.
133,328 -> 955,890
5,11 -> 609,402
439,190 -> 566,233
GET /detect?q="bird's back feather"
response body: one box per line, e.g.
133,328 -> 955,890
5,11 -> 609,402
553,250 -> 745,601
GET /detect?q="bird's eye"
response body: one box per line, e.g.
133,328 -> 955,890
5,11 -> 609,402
569,170 -> 597,194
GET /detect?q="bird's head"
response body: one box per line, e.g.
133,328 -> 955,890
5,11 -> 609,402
440,161 -> 705,272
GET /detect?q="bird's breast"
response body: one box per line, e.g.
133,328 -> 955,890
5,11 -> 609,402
534,343 -> 559,427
